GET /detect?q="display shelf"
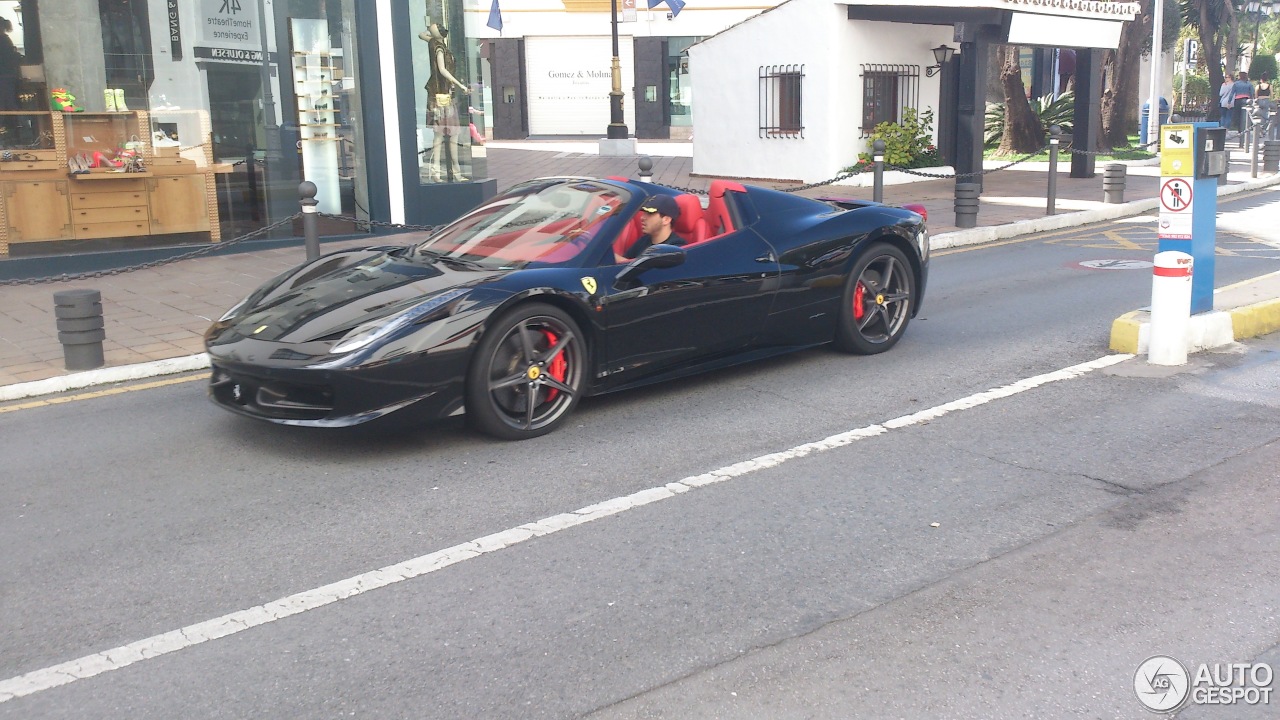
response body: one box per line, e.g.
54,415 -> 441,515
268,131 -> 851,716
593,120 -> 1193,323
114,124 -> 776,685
291,17 -> 342,215
70,171 -> 155,180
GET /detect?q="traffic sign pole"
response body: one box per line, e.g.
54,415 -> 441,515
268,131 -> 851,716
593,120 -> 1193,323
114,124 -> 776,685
1157,123 -> 1218,314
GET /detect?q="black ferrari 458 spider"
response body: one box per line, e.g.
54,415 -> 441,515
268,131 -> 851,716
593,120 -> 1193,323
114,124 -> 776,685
204,176 -> 929,439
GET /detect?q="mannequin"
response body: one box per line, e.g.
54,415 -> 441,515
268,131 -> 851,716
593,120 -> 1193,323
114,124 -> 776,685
418,20 -> 469,182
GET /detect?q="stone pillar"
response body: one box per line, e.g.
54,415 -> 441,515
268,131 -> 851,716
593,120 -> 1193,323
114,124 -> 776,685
38,2 -> 108,111
952,23 -> 997,192
633,37 -> 668,140
1070,48 -> 1103,179
489,38 -> 527,140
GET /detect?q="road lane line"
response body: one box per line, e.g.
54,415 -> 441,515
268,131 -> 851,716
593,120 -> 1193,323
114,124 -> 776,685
0,352 -> 1134,704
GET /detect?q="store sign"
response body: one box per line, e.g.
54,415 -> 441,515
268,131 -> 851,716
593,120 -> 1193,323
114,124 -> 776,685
168,0 -> 184,60
193,46 -> 277,63
198,0 -> 260,52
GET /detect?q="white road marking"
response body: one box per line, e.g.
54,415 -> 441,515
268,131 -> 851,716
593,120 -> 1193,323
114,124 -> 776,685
0,352 -> 1134,704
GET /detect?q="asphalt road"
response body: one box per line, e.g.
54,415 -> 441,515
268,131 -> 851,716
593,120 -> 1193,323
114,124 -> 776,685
2,191 -> 1279,718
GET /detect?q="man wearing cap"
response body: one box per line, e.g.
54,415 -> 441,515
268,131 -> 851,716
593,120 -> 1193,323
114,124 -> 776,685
621,194 -> 687,260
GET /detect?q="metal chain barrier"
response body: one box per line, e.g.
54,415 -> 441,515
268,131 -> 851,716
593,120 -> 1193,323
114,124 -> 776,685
0,214 -> 302,287
648,135 -> 1161,193
316,213 -> 438,234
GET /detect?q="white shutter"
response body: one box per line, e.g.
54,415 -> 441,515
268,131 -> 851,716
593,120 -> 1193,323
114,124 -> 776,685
525,36 -> 636,136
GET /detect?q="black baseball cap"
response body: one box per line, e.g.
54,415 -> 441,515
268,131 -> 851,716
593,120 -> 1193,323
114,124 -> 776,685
640,194 -> 680,220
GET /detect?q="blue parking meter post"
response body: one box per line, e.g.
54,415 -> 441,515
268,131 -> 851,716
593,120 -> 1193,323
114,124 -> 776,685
1156,122 -> 1222,314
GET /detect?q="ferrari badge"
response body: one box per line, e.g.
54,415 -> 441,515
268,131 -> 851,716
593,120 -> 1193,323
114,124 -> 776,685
581,277 -> 598,295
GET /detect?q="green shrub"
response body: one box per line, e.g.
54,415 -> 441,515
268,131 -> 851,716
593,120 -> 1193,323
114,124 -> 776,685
985,92 -> 1075,147
1174,72 -> 1212,112
845,108 -> 941,171
1249,55 -> 1277,82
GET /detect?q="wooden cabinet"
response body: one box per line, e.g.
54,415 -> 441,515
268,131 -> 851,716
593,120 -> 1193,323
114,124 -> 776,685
69,178 -> 151,239
2,180 -> 73,244
147,175 -> 211,234
0,110 -> 221,257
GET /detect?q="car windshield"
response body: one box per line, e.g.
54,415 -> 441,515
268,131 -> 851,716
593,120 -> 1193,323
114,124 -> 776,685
412,179 -> 631,269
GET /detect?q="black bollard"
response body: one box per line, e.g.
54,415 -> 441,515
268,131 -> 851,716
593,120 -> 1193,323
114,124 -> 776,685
872,139 -> 885,204
299,181 -> 319,262
1046,125 -> 1062,216
54,289 -> 105,371
1264,140 -> 1280,173
1102,164 -> 1126,204
954,182 -> 980,229
637,155 -> 653,182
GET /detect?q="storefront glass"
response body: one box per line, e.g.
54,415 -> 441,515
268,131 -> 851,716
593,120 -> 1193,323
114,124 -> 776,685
667,37 -> 700,129
0,0 -> 369,260
406,0 -> 488,185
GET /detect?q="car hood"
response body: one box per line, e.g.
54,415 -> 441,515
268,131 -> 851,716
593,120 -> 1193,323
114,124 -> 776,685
210,248 -> 505,345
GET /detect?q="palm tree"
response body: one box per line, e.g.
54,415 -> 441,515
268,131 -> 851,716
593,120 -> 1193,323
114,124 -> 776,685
993,45 -> 1043,155
1181,0 -> 1240,122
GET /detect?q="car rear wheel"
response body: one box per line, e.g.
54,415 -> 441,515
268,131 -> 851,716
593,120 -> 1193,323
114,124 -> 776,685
466,303 -> 586,440
834,242 -> 914,354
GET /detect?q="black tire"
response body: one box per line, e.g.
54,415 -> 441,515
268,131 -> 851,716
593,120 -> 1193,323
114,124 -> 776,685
834,242 -> 915,354
465,303 -> 587,440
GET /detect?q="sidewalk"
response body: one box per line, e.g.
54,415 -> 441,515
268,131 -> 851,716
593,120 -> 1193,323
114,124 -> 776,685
2,145 -> 1279,399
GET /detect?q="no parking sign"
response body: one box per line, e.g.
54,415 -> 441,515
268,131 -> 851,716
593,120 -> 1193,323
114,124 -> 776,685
1158,177 -> 1193,240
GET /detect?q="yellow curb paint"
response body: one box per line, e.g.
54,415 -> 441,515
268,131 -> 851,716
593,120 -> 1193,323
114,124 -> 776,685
0,375 -> 204,415
1229,298 -> 1280,340
1109,311 -> 1142,354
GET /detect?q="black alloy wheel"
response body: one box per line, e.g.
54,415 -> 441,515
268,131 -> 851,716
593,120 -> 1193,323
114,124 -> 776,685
834,242 -> 915,354
466,303 -> 586,440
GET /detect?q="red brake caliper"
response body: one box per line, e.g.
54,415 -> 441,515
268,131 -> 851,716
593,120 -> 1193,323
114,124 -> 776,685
853,282 -> 866,321
542,330 -> 567,402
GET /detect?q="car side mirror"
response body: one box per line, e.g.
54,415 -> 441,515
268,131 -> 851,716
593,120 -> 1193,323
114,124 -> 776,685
616,244 -> 686,285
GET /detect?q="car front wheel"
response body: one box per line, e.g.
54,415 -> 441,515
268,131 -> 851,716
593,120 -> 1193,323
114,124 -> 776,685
834,242 -> 915,354
466,303 -> 586,440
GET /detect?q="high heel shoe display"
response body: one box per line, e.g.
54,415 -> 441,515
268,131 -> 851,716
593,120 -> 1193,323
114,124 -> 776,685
96,151 -> 123,168
114,89 -> 128,112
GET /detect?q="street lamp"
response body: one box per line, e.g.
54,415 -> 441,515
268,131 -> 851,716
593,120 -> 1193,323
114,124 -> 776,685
606,0 -> 628,139
1245,1 -> 1280,59
925,44 -> 955,77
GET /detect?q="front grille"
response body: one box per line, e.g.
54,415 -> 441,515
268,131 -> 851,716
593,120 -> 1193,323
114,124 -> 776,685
210,366 -> 334,421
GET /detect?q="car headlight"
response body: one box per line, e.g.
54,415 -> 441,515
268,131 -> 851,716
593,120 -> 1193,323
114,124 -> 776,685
329,289 -> 468,355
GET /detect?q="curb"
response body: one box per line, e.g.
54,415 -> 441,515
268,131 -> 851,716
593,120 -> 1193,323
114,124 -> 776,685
1109,293 -> 1280,355
0,354 -> 210,403
933,171 -> 1280,250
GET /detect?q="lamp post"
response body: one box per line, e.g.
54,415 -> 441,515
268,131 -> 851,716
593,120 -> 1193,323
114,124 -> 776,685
926,44 -> 955,77
607,0 -> 628,139
1245,1 -> 1278,60
1146,0 -> 1165,155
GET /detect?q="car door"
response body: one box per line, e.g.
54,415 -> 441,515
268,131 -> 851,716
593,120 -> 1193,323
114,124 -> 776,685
596,229 -> 780,382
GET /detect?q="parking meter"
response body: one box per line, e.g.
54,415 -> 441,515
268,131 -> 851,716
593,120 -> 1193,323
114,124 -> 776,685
1157,123 -> 1221,314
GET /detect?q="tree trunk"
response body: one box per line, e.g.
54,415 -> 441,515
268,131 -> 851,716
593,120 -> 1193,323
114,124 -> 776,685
1199,0 -> 1225,123
1224,6 -> 1241,79
995,45 -> 1043,155
1101,0 -> 1149,149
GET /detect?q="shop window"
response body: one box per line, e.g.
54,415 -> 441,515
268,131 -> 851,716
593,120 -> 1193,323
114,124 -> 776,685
860,65 -> 920,136
0,0 -> 371,261
407,0 -> 487,185
759,64 -> 803,139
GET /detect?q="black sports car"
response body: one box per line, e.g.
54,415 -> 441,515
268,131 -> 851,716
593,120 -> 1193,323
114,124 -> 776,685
204,177 -> 929,439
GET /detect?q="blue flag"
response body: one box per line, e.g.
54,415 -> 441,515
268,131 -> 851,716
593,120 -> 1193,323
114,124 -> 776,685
486,0 -> 503,32
646,0 -> 684,16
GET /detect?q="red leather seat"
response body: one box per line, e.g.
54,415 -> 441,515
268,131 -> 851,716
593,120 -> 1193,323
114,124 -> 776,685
672,194 -> 707,244
612,211 -> 644,259
704,180 -> 746,241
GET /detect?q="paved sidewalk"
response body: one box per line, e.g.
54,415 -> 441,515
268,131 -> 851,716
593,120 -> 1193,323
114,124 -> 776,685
2,144 -> 1279,396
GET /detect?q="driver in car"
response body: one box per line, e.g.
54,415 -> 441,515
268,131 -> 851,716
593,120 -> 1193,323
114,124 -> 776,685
622,194 -> 687,260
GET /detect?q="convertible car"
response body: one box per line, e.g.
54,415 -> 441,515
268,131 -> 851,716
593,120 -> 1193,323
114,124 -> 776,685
204,177 -> 929,439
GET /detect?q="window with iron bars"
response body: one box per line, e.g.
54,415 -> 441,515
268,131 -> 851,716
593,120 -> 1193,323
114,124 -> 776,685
759,64 -> 804,138
860,65 -> 920,136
